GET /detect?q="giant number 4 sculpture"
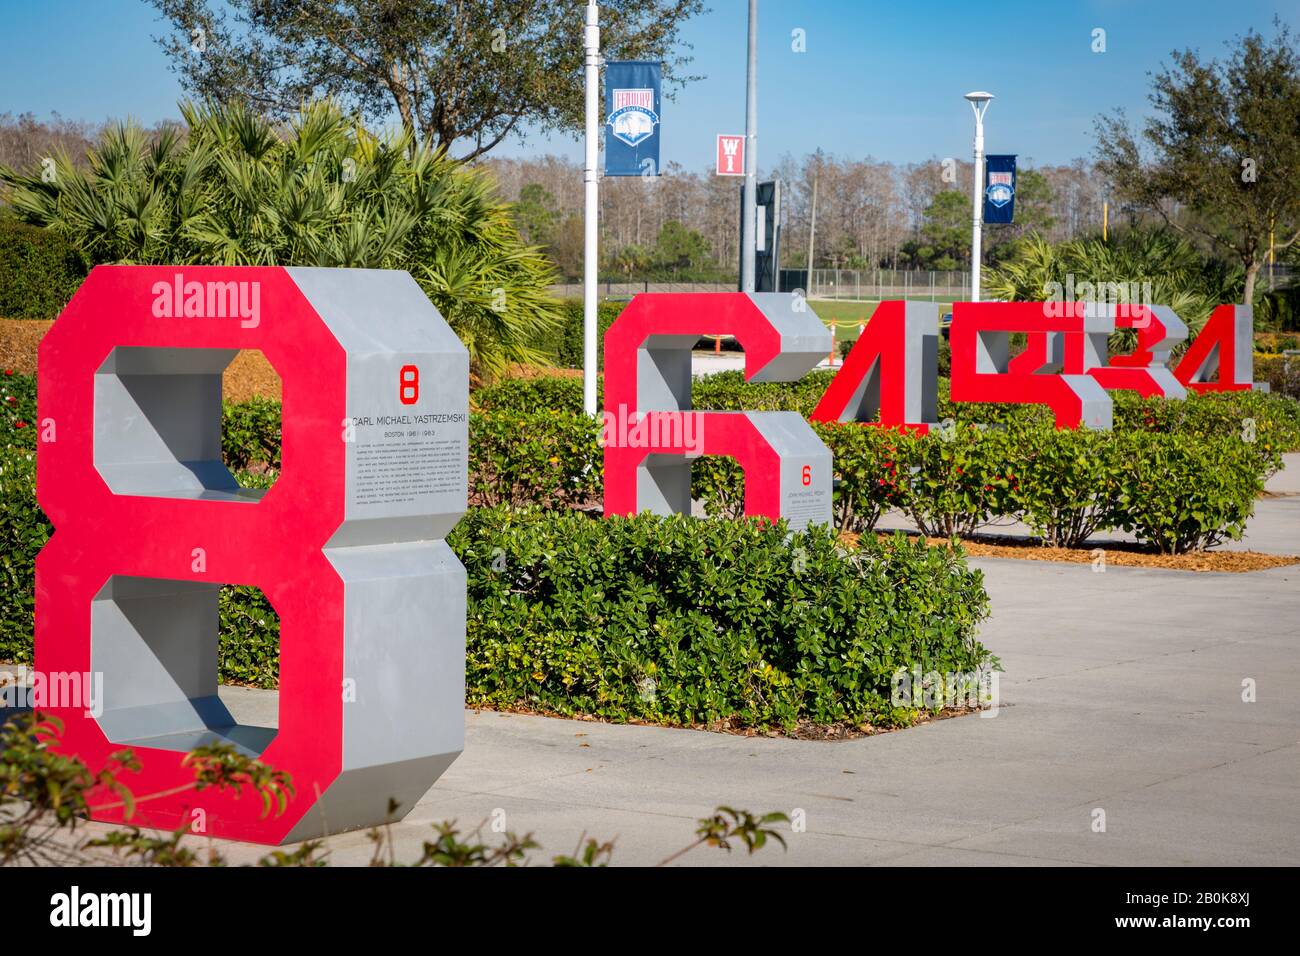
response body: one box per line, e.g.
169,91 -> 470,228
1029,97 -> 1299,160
36,265 -> 469,844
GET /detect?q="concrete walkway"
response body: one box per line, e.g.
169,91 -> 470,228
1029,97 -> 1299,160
203,541 -> 1300,866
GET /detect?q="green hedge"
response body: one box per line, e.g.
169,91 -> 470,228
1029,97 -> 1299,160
2,371 -> 37,451
0,219 -> 90,320
450,507 -> 992,729
0,447 -> 44,662
545,299 -> 624,369
469,409 -> 601,508
696,420 -> 1272,553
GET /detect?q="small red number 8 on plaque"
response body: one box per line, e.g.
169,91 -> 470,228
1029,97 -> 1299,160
400,364 -> 420,405
801,464 -> 811,487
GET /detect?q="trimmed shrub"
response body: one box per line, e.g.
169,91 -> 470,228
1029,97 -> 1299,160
691,369 -> 836,415
813,422 -> 909,533
469,410 -> 601,509
221,397 -> 282,471
691,455 -> 745,519
1110,432 -> 1266,554
1254,356 -> 1300,400
1004,423 -> 1121,547
548,299 -> 624,369
897,424 -> 1017,537
0,447 -> 44,662
473,374 -> 589,414
0,219 -> 89,320
449,507 -> 993,730
1,370 -> 37,451
1113,389 -> 1295,469
218,585 -> 280,688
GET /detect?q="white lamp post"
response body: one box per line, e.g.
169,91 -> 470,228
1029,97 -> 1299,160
582,1 -> 600,416
964,91 -> 993,303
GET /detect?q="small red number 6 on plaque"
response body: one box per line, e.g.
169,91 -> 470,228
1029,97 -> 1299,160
801,464 -> 811,486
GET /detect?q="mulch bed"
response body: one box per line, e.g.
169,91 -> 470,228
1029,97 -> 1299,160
2,319 -> 281,402
843,530 -> 1298,573
0,319 -> 47,377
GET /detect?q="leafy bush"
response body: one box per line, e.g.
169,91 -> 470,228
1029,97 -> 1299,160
897,424 -> 1017,537
449,507 -> 993,731
1,371 -> 37,451
1112,390 -> 1296,465
473,374 -> 590,414
691,455 -> 745,519
218,586 -> 280,688
1004,423 -> 1121,547
0,219 -> 90,320
813,422 -> 909,533
469,410 -> 601,509
221,398 -> 281,471
691,369 -> 836,416
1255,356 -> 1300,400
1109,432 -> 1266,553
0,447 -> 44,662
548,299 -> 624,369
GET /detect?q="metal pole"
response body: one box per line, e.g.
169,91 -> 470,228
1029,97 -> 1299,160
741,0 -> 758,293
805,169 -> 817,301
966,92 -> 992,303
582,1 -> 600,416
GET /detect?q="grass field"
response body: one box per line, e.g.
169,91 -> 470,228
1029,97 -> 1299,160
810,298 -> 956,346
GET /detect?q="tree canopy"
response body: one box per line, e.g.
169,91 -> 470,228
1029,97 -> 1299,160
147,0 -> 703,160
1095,20 -> 1300,303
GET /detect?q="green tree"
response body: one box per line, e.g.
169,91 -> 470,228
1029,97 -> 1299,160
0,100 -> 559,379
901,189 -> 969,270
650,220 -> 711,276
512,183 -> 558,248
1095,21 -> 1300,304
147,0 -> 703,160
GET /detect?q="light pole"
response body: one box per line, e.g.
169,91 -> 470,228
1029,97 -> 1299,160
582,1 -> 600,416
964,91 -> 993,302
741,0 -> 758,293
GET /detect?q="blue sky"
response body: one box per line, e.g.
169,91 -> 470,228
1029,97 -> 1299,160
1,0 -> 1296,170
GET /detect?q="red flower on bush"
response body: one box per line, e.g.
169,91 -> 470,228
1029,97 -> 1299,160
15,420 -> 27,429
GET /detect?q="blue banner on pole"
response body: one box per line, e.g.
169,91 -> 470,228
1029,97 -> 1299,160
604,61 -> 661,177
983,155 -> 1016,224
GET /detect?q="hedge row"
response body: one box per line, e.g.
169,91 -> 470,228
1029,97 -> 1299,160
449,507 -> 992,729
0,448 -> 994,731
471,368 -> 1300,453
687,421 -> 1271,554
0,219 -> 90,320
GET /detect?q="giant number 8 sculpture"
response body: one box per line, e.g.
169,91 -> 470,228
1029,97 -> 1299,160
36,265 -> 469,844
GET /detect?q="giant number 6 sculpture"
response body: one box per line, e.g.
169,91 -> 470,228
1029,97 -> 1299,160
36,265 -> 468,844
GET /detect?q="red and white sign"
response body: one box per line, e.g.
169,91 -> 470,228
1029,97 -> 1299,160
716,135 -> 745,176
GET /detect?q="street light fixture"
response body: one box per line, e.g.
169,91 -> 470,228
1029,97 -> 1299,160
964,91 -> 993,302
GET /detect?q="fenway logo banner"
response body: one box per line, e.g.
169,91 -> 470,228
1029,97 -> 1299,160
983,154 -> 1016,223
605,61 -> 661,176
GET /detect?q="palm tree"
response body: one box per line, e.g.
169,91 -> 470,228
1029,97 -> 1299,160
0,100 -> 560,380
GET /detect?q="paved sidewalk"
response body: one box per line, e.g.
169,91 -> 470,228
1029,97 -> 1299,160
201,550 -> 1300,867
